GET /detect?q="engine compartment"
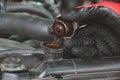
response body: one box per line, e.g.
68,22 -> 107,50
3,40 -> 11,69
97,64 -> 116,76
0,0 -> 120,80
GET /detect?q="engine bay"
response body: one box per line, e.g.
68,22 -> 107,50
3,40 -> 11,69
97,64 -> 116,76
0,0 -> 120,80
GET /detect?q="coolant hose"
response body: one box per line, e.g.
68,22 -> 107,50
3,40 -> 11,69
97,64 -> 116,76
0,13 -> 55,41
6,2 -> 53,19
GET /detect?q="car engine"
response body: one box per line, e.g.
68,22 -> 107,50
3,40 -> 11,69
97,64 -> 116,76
0,0 -> 120,80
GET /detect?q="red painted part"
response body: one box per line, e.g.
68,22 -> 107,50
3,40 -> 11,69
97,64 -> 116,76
76,1 -> 120,15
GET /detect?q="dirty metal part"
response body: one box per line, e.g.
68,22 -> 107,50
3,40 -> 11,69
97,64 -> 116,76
32,71 -> 120,80
41,42 -> 64,61
1,55 -> 25,71
52,17 -> 77,39
2,70 -> 30,80
38,57 -> 120,79
0,49 -> 45,58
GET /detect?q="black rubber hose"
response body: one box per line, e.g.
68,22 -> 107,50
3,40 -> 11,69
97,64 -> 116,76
5,2 -> 53,19
0,13 -> 55,41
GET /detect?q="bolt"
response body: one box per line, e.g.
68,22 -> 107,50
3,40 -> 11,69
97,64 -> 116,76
3,55 -> 21,68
